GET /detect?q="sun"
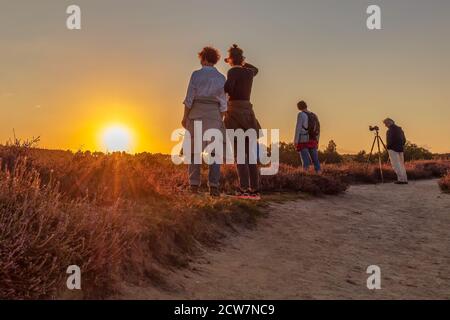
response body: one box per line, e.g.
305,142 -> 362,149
101,125 -> 134,152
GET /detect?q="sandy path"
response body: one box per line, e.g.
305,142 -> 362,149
122,180 -> 450,299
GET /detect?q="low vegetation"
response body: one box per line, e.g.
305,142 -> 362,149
322,161 -> 450,184
0,138 -> 448,299
0,140 -> 347,299
439,172 -> 450,193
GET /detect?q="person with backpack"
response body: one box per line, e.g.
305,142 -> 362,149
294,100 -> 321,173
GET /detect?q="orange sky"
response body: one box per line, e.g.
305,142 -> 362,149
1,0 -> 449,154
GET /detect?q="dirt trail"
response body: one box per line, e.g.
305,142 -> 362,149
122,180 -> 450,299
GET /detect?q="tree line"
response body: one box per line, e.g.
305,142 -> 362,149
278,140 -> 435,167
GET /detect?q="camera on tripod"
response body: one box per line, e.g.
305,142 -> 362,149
367,123 -> 388,182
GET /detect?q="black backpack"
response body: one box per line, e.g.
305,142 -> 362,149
303,111 -> 321,141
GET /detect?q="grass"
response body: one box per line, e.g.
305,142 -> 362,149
0,159 -> 132,299
322,160 -> 450,184
1,142 -> 449,299
0,155 -> 268,299
3,144 -> 341,299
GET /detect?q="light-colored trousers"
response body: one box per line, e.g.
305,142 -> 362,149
388,150 -> 408,182
186,97 -> 225,188
186,117 -> 222,188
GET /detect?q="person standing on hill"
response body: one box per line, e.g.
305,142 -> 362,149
182,47 -> 227,197
383,118 -> 408,184
224,44 -> 262,200
294,100 -> 321,173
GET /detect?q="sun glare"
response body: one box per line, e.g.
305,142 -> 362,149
101,125 -> 133,152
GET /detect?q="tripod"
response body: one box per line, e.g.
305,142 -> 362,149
367,128 -> 388,183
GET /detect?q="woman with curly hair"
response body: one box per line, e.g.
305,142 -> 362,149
182,46 -> 227,197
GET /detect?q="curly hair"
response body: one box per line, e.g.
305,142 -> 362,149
198,47 -> 221,65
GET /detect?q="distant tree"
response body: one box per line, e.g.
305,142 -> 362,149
278,142 -> 301,167
354,150 -> 367,163
320,140 -> 343,164
277,139 -> 433,166
433,153 -> 450,160
403,142 -> 433,161
368,141 -> 432,163
325,140 -> 337,153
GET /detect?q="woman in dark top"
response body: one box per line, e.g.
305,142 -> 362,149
224,44 -> 262,199
225,61 -> 258,101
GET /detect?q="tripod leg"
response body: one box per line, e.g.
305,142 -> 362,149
367,136 -> 377,164
379,136 -> 388,153
366,136 -> 378,174
376,136 -> 384,183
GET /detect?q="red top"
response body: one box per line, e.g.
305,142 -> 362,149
296,140 -> 318,151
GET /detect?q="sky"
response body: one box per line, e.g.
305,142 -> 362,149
1,0 -> 449,154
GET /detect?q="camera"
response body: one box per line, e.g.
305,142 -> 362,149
369,125 -> 380,132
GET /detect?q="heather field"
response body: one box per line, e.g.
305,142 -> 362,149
439,172 -> 450,193
1,142 -> 449,299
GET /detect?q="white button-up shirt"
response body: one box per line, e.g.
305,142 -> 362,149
183,66 -> 227,112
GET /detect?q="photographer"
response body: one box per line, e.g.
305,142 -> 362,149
383,118 -> 408,184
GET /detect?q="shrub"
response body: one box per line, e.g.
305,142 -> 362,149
0,158 -> 133,299
439,172 -> 450,193
0,136 -> 40,171
321,160 -> 450,184
278,142 -> 302,167
404,142 -> 433,161
319,140 -> 343,164
353,150 -> 368,163
0,144 -> 349,299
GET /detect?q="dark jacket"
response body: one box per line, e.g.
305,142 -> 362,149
224,63 -> 258,101
224,63 -> 261,134
386,124 -> 406,152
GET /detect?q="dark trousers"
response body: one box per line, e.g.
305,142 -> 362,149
237,163 -> 259,191
236,138 -> 259,191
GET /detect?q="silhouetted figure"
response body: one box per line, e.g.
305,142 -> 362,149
182,47 -> 227,196
383,118 -> 408,184
224,44 -> 261,199
294,100 -> 321,173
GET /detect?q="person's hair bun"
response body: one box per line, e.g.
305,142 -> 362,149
227,44 -> 245,65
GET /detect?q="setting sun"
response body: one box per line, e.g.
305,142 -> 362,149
101,125 -> 134,152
